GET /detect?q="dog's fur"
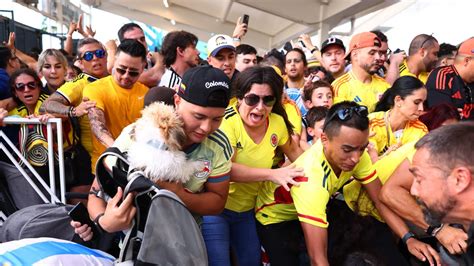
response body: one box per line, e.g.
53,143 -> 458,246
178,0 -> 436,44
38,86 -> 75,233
127,102 -> 203,183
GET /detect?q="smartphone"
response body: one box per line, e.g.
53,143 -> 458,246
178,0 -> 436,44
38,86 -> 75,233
242,14 -> 250,25
68,202 -> 98,239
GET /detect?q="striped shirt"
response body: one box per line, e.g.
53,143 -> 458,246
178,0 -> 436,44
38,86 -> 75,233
159,67 -> 182,89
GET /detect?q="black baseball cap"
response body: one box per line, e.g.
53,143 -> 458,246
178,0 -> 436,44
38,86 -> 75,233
178,65 -> 231,108
321,37 -> 346,54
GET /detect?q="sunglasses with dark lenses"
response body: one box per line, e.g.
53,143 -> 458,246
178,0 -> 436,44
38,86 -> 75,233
81,49 -> 106,61
115,67 -> 140,77
15,82 -> 37,92
323,106 -> 368,131
243,94 -> 276,107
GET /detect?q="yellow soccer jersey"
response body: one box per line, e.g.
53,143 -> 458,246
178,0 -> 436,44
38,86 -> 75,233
283,99 -> 302,135
222,104 -> 290,212
343,141 -> 417,222
255,140 -> 377,228
369,111 -> 428,156
332,70 -> 390,112
10,93 -> 74,149
56,73 -> 100,154
83,76 -> 148,173
9,93 -> 49,117
399,60 -> 429,84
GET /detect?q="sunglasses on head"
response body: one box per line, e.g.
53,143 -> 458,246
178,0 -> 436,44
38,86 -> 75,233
323,106 -> 368,131
243,93 -> 276,107
115,67 -> 140,77
15,82 -> 37,92
81,49 -> 106,61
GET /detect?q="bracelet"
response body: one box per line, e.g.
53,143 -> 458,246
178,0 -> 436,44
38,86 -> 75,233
68,106 -> 77,118
401,231 -> 415,245
427,224 -> 444,237
310,47 -> 319,53
232,37 -> 241,42
93,213 -> 106,234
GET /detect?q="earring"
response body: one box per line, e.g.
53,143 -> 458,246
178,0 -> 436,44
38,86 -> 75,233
397,104 -> 401,108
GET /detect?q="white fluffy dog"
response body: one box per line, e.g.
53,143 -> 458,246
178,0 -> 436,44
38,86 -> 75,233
127,102 -> 203,183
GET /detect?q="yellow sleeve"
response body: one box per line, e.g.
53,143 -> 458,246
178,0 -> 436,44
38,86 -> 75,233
353,152 -> 378,184
219,108 -> 238,148
56,75 -> 87,106
291,175 -> 330,228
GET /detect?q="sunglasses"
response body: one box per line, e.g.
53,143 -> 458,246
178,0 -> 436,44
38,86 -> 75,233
115,67 -> 140,77
81,49 -> 106,61
15,82 -> 37,92
243,93 -> 276,107
323,106 -> 368,131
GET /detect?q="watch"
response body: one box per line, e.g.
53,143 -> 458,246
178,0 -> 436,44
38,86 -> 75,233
402,231 -> 415,244
93,213 -> 106,234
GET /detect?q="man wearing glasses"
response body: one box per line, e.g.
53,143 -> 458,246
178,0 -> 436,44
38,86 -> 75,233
40,38 -> 109,183
83,39 -> 149,173
105,23 -> 164,88
255,101 -> 440,266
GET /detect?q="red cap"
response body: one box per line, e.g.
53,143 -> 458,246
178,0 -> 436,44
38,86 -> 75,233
458,37 -> 474,56
346,32 -> 381,58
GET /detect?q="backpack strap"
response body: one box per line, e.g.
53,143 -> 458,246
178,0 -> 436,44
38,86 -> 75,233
95,147 -> 130,199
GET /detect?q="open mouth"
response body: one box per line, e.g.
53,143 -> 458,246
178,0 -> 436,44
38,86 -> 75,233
250,113 -> 264,123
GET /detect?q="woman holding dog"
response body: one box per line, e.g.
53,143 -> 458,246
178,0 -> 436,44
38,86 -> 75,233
202,66 -> 304,266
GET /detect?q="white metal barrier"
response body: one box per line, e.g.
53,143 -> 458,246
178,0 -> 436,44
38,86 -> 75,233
0,117 -> 65,204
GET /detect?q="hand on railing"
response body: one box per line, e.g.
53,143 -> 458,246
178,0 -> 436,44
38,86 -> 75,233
0,108 -> 7,126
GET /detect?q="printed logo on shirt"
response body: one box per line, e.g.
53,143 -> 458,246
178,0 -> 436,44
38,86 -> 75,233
236,142 -> 243,149
452,91 -> 462,99
194,159 -> 211,179
270,134 -> 278,147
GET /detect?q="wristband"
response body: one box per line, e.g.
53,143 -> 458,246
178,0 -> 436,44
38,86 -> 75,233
426,224 -> 444,237
402,231 -> 415,244
93,213 -> 106,234
310,47 -> 319,53
232,37 -> 241,42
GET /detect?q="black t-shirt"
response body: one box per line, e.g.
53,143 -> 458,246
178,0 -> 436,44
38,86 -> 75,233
425,65 -> 473,120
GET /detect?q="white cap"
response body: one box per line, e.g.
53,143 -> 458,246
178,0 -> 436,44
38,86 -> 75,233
207,34 -> 235,57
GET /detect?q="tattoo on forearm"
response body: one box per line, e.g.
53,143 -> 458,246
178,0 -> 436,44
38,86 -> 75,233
39,93 -> 70,116
88,107 -> 114,147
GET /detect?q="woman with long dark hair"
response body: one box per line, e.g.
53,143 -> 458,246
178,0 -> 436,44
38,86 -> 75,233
201,66 -> 304,266
369,76 -> 428,161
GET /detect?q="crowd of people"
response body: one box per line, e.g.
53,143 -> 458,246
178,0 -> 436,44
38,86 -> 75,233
0,12 -> 473,266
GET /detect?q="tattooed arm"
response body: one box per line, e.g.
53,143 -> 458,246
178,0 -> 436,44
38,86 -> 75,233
40,92 -> 96,118
87,107 -> 114,147
39,93 -> 71,117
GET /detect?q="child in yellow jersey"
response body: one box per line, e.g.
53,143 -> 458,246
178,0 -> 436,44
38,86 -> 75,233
202,67 -> 304,266
368,76 -> 428,161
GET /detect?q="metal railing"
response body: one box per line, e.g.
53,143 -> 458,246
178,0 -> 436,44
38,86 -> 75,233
0,117 -> 65,204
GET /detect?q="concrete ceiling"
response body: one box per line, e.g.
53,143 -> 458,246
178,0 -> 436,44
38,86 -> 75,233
93,0 -> 405,50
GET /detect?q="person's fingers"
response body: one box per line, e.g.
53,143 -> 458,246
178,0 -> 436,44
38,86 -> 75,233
70,220 -> 81,228
458,239 -> 468,253
110,186 -> 123,207
282,182 -> 290,191
236,16 -> 242,24
119,190 -> 135,210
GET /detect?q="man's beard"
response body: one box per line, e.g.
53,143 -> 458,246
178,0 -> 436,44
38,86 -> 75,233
362,63 -> 380,75
416,197 -> 456,225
